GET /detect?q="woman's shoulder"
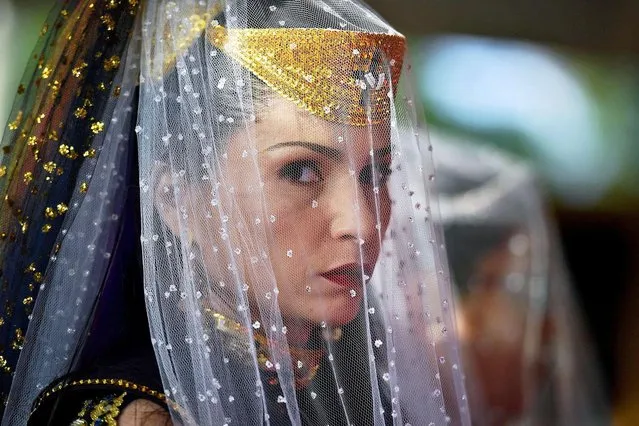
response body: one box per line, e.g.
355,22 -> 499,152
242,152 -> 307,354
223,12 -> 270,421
29,376 -> 170,425
28,346 -> 170,425
31,386 -> 169,425
119,399 -> 172,425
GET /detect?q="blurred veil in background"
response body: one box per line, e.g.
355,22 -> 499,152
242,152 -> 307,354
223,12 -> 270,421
431,135 -> 609,425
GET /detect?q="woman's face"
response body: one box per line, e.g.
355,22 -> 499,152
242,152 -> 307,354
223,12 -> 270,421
193,96 -> 393,328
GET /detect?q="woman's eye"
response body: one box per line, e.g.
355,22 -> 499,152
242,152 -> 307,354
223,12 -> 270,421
359,162 -> 393,185
279,160 -> 322,184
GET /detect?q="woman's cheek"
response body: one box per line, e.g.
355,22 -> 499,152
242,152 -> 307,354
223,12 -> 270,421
379,190 -> 392,231
268,208 -> 314,260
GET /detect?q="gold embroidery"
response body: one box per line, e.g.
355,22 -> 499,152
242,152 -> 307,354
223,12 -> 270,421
90,121 -> 105,134
7,110 -> 23,130
58,144 -> 79,159
103,55 -> 121,72
204,310 -> 339,388
208,26 -> 405,126
70,392 -> 127,426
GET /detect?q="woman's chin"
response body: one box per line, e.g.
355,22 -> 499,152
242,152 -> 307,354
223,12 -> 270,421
284,293 -> 363,330
314,293 -> 363,327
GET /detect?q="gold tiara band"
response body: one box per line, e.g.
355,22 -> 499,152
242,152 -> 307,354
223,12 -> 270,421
208,26 -> 406,126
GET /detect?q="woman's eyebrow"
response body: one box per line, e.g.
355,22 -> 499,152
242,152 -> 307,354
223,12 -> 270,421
264,141 -> 341,160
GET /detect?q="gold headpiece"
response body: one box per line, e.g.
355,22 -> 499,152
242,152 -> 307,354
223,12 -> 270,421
208,26 -> 406,126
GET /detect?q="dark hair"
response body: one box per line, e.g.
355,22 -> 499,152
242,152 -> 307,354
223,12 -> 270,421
444,224 -> 516,294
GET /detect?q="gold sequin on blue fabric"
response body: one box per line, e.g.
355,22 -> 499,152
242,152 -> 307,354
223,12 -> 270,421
0,0 -> 139,408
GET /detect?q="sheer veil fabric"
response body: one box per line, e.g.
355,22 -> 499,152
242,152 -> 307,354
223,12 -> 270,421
432,136 -> 609,425
0,1 -> 470,424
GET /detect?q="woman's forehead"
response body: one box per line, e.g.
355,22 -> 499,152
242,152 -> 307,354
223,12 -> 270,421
253,96 -> 392,149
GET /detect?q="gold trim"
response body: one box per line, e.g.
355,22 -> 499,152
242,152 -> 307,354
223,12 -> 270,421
31,378 -> 166,415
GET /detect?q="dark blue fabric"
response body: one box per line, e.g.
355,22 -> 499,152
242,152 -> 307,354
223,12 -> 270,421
0,0 -> 139,411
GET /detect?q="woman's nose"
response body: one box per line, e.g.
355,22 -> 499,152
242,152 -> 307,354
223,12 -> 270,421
327,178 -> 377,242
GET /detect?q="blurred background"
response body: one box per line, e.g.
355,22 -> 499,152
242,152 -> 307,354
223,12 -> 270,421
1,0 -> 637,423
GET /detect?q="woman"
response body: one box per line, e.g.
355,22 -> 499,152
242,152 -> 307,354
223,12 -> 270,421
432,137 -> 609,425
0,0 -> 469,425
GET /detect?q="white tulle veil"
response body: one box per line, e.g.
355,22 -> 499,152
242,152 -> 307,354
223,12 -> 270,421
0,1 -> 470,425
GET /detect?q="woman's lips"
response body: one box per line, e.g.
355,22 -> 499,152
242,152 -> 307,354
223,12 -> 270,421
320,264 -> 373,288
321,272 -> 362,288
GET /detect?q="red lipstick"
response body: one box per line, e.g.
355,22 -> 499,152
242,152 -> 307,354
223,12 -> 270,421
321,263 -> 373,288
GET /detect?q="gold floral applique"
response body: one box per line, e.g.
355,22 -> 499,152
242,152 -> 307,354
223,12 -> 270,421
70,391 -> 127,426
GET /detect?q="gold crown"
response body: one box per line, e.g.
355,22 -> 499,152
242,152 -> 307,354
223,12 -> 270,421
208,26 -> 406,126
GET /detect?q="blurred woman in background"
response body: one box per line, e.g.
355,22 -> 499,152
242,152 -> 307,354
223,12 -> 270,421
433,136 -> 609,425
